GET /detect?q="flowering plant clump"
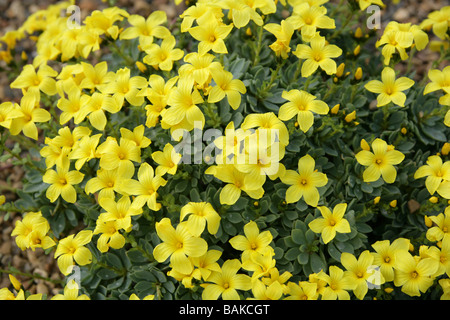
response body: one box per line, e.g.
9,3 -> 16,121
0,0 -> 449,301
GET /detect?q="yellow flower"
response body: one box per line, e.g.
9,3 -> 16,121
439,278 -> 450,300
129,293 -> 155,300
420,6 -> 450,40
56,87 -> 86,126
424,66 -> 450,95
240,112 -> 290,147
54,230 -> 93,275
284,281 -> 318,300
85,167 -> 133,201
286,3 -> 335,41
280,154 -> 328,207
206,164 -> 265,205
308,203 -> 351,244
118,163 -> 167,211
250,280 -> 283,300
98,196 -> 143,232
98,137 -> 141,177
142,35 -> 184,71
79,61 -> 115,92
78,92 -> 121,131
153,218 -> 208,275
120,125 -> 151,149
393,250 -> 439,297
384,21 -> 429,51
365,67 -> 415,107
201,259 -> 252,300
371,238 -> 410,282
292,33 -> 342,78
51,280 -> 90,300
188,18 -> 233,56
0,102 -> 23,129
191,249 -> 222,281
11,211 -> 54,251
341,250 -> 384,300
102,67 -> 148,107
151,143 -> 181,176
120,11 -> 171,43
264,20 -> 295,59
163,78 -> 205,131
316,266 -> 356,300
278,89 -> 329,133
355,138 -> 405,184
375,30 -> 411,65
229,221 -> 273,260
220,0 -> 263,29
426,207 -> 450,242
42,165 -> 84,203
207,66 -> 247,110
141,75 -> 178,128
68,133 -> 102,170
356,0 -> 385,10
9,91 -> 51,140
180,202 -> 221,237
414,155 -> 450,196
178,52 -> 221,88
10,63 -> 57,96
93,217 -> 126,253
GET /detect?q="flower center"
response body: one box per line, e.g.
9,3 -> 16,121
356,272 -> 364,279
209,34 -> 216,43
250,242 -> 257,250
384,257 -> 391,263
411,271 -> 418,279
223,282 -> 230,289
59,178 -> 67,185
118,152 -> 126,160
176,242 -> 183,249
301,179 -> 308,185
375,158 -> 383,165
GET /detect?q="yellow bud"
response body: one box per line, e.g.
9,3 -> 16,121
254,201 -> 259,207
442,143 -> 450,156
333,77 -> 338,83
401,127 -> 407,134
387,145 -> 395,151
353,45 -> 361,56
331,104 -> 340,114
429,196 -> 439,203
389,200 -> 397,208
424,215 -> 433,228
246,27 -> 252,36
360,139 -> 370,151
437,240 -> 443,249
354,27 -> 363,39
9,275 -> 22,291
374,196 -> 381,204
136,61 -> 147,73
294,121 -> 299,127
336,63 -> 345,78
409,243 -> 414,252
0,195 -> 5,206
345,71 -> 351,77
345,110 -> 356,122
21,51 -> 28,60
384,287 -> 394,294
354,67 -> 363,80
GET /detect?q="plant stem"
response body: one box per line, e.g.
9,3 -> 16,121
253,25 -> 264,66
0,268 -> 65,286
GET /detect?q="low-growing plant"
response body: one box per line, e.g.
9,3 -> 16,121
0,0 -> 449,301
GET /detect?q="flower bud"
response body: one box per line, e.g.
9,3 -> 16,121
442,142 -> 450,156
354,67 -> 363,80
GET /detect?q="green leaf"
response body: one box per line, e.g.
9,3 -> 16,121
310,253 -> 326,273
291,229 -> 306,245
